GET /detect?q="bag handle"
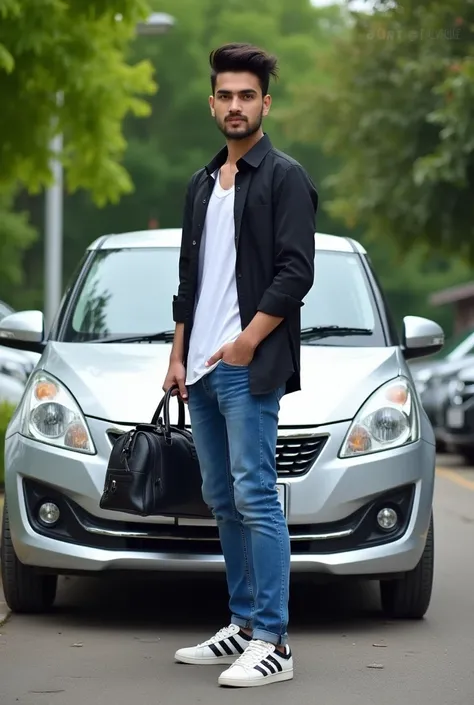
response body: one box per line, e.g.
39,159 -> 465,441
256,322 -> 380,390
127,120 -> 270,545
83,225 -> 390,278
151,385 -> 185,432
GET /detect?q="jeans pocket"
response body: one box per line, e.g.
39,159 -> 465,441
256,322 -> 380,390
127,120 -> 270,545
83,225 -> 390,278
220,360 -> 248,369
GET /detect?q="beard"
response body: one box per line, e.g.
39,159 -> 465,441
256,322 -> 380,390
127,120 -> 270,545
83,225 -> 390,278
216,111 -> 263,141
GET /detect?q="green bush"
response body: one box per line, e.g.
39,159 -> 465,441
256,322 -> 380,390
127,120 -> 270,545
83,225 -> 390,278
0,401 -> 17,487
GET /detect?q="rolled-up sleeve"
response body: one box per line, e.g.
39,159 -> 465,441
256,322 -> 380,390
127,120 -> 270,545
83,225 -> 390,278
172,177 -> 195,323
257,164 -> 318,319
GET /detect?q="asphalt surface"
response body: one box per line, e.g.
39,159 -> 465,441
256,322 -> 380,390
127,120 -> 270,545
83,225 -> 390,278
1,456 -> 473,705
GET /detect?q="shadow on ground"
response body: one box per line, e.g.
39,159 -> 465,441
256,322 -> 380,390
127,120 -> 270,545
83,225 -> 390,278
19,572 -> 406,639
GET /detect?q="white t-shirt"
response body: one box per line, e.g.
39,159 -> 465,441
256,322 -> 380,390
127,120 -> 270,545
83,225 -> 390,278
185,170 -> 242,385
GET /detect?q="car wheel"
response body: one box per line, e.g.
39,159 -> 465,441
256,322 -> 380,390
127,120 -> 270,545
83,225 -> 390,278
460,447 -> 474,467
379,513 -> 434,619
1,500 -> 57,613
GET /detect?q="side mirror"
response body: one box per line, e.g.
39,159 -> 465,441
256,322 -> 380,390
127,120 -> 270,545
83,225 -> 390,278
402,315 -> 444,360
0,311 -> 45,353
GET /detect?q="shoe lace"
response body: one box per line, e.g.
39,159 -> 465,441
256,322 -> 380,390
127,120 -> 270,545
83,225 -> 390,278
233,640 -> 274,669
198,625 -> 237,647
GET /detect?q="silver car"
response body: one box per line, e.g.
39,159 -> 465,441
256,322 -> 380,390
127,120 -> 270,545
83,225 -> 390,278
0,229 -> 444,619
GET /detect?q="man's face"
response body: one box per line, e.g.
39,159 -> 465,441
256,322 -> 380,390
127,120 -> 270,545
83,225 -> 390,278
209,71 -> 271,141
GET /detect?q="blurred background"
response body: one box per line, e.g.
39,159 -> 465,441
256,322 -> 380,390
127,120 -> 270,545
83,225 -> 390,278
1,0 -> 474,464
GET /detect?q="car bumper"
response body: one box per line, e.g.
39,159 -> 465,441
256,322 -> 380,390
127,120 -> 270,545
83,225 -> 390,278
440,397 -> 474,448
4,417 -> 436,578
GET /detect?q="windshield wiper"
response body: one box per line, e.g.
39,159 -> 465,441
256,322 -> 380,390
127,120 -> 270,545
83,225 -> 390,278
87,330 -> 175,344
300,325 -> 374,341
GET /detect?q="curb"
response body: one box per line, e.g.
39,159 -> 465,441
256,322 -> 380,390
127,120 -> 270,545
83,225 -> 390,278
0,493 -> 9,626
0,607 -> 9,628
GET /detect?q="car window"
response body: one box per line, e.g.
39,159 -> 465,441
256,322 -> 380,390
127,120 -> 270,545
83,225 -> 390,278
446,331 -> 474,360
68,248 -> 180,341
60,247 -> 385,346
302,252 -> 375,330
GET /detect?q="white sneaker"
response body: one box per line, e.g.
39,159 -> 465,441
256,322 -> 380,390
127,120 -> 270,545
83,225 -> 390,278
174,624 -> 252,665
218,639 -> 293,687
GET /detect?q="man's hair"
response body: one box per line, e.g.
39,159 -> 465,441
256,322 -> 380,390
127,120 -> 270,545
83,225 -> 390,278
209,43 -> 278,96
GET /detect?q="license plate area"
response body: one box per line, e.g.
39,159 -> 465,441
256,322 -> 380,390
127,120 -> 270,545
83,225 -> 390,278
276,483 -> 287,518
177,483 -> 288,526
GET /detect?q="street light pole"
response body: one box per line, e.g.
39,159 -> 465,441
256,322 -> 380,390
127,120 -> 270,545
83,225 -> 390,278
43,11 -> 175,332
44,93 -> 63,334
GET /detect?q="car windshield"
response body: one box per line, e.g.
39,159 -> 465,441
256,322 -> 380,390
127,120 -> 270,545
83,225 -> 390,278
59,247 -> 385,347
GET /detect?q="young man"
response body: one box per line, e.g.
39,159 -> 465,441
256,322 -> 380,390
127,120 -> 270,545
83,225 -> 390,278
163,43 -> 318,688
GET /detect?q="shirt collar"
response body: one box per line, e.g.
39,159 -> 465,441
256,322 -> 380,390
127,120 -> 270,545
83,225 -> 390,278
205,133 -> 273,175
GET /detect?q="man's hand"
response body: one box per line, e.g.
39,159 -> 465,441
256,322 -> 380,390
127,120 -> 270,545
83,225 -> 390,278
162,359 -> 187,401
206,335 -> 256,368
206,312 -> 284,368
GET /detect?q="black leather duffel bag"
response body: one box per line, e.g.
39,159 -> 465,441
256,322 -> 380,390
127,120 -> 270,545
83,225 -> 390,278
99,385 -> 211,518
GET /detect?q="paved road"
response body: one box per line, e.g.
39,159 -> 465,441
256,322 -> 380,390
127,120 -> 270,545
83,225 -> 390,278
1,457 -> 474,705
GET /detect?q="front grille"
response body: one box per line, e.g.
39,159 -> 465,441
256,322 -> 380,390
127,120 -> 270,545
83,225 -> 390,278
107,429 -> 327,477
276,435 -> 327,475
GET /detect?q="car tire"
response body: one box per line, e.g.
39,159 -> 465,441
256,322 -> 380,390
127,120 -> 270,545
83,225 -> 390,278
1,500 -> 57,613
379,513 -> 434,619
460,447 -> 474,467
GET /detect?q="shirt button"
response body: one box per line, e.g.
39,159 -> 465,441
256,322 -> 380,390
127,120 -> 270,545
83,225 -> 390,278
192,240 -> 196,245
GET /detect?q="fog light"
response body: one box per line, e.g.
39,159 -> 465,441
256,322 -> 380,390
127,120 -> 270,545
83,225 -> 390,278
38,502 -> 60,526
377,507 -> 398,531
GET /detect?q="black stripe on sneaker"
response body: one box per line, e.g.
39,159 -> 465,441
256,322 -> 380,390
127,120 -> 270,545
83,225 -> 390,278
228,636 -> 245,653
254,665 -> 269,677
277,646 -> 292,660
266,655 -> 283,672
220,640 -> 233,656
261,659 -> 277,674
238,630 -> 252,641
209,644 -> 223,657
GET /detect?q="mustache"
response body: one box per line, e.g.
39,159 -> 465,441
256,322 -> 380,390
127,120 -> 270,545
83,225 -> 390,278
225,115 -> 247,121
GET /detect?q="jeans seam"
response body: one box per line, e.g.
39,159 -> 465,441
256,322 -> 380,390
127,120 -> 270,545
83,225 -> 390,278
224,427 -> 255,624
258,396 -> 286,645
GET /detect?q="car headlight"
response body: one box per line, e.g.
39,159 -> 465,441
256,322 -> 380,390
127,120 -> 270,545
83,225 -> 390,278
339,376 -> 419,458
20,371 -> 95,454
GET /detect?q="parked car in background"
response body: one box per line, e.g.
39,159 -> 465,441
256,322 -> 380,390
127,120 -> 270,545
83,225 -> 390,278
438,363 -> 474,465
0,300 -> 40,405
0,229 -> 444,621
410,328 -> 474,451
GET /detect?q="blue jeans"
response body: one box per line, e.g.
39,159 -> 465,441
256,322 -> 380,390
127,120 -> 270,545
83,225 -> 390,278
187,360 -> 289,646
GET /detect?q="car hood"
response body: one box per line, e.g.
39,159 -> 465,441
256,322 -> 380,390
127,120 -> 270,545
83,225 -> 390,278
39,342 -> 403,427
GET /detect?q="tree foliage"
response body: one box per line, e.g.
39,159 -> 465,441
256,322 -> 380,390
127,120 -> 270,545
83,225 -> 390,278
0,187 -> 37,306
0,0 -> 156,205
286,0 -> 474,260
57,0 -> 351,278
8,0 -> 474,338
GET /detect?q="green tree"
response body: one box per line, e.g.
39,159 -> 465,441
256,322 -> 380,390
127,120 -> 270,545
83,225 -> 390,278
363,231 -> 472,336
58,0 -> 352,281
0,0 -> 156,205
0,187 -> 37,308
286,0 -> 474,260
